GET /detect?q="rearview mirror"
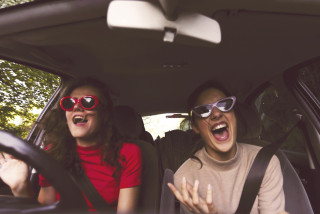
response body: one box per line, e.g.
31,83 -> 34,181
107,1 -> 221,46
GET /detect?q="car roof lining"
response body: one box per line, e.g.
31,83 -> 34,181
0,0 -> 108,37
1,0 -> 320,115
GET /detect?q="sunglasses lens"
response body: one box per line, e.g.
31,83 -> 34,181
217,98 -> 234,112
81,97 -> 96,109
193,105 -> 211,118
61,98 -> 75,110
192,97 -> 235,118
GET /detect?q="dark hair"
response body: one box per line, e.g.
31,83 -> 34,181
186,80 -> 236,166
39,77 -> 123,178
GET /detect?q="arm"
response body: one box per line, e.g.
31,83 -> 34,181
0,153 -> 34,198
258,156 -> 285,214
117,186 -> 140,214
117,143 -> 142,213
0,153 -> 57,205
38,186 -> 57,205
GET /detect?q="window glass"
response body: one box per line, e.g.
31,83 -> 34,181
297,62 -> 320,100
143,113 -> 187,139
0,59 -> 60,139
254,85 -> 306,153
0,0 -> 34,9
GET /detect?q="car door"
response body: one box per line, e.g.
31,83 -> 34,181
248,57 -> 320,213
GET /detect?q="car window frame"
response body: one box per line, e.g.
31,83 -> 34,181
283,57 -> 320,168
284,57 -> 320,132
23,74 -> 66,147
242,57 -> 320,169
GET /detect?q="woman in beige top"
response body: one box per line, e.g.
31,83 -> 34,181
168,81 -> 286,214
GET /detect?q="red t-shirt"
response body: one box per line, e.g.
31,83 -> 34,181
39,142 -> 142,211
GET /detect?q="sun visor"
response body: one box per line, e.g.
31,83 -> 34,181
107,0 -> 221,46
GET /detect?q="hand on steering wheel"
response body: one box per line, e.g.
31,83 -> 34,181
0,130 -> 87,213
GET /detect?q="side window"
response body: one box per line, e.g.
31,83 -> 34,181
297,63 -> 320,101
254,85 -> 307,154
0,59 -> 60,139
0,0 -> 34,9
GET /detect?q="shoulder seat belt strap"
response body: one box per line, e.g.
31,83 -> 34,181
75,172 -> 115,214
235,118 -> 301,214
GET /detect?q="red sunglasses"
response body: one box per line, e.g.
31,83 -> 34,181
60,95 -> 99,111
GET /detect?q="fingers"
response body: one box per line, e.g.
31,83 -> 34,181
167,182 -> 183,202
181,177 -> 192,204
168,178 -> 201,213
206,184 -> 217,213
187,182 -> 218,214
0,152 -> 5,165
191,180 -> 203,214
0,152 -> 13,165
170,178 -> 217,214
181,177 -> 200,213
192,180 -> 200,205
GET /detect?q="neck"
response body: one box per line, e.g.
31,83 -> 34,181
76,138 -> 98,147
206,145 -> 237,161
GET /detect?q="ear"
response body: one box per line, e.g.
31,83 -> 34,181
191,122 -> 200,134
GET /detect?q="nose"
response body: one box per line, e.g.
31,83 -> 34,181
73,100 -> 84,112
209,107 -> 222,120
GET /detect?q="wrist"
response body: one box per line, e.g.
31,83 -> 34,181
11,180 -> 34,198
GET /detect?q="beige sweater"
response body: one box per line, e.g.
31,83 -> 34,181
174,143 -> 285,214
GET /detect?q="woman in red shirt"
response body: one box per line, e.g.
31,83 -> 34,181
0,78 -> 142,213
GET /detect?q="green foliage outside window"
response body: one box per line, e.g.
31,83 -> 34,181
0,60 -> 60,138
0,0 -> 34,9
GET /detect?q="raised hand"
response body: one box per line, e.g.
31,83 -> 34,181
168,177 -> 219,214
0,152 -> 33,197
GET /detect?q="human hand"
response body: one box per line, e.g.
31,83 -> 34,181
0,152 -> 31,196
168,177 -> 219,214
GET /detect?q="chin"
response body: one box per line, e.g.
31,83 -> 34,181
70,131 -> 88,139
215,139 -> 235,152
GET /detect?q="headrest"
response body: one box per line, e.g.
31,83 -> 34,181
113,105 -> 145,139
236,103 -> 262,141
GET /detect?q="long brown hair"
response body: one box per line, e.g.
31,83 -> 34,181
39,78 -> 124,177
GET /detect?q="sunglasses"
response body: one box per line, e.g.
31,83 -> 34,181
192,96 -> 236,118
60,95 -> 99,111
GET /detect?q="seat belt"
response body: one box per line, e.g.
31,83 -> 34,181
74,172 -> 115,214
235,118 -> 302,214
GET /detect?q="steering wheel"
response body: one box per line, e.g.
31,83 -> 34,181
0,130 -> 88,213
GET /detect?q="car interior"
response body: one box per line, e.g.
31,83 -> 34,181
0,0 -> 319,213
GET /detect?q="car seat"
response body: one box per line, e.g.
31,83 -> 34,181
156,129 -> 202,181
113,105 -> 159,214
113,105 -> 154,145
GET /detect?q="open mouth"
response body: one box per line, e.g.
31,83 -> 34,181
73,115 -> 88,124
211,122 -> 229,141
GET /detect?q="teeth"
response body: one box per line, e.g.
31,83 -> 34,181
74,116 -> 84,120
212,123 -> 227,131
73,116 -> 86,124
